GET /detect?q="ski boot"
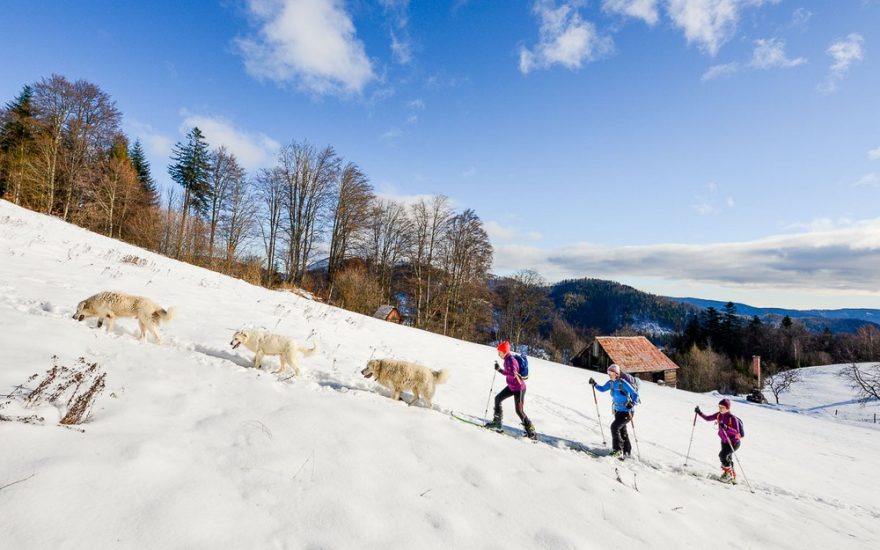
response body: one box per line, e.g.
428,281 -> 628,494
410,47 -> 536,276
609,450 -> 623,459
720,467 -> 737,484
484,410 -> 503,432
523,419 -> 538,441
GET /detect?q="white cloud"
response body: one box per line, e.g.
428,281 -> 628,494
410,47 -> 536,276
749,38 -> 806,69
602,0 -> 660,25
828,33 -> 865,75
380,0 -> 413,65
179,111 -> 280,170
854,172 -> 880,187
235,0 -> 374,95
485,221 -> 543,244
869,146 -> 880,160
380,128 -> 403,141
519,1 -> 614,74
819,33 -> 865,92
127,120 -> 173,158
492,219 -> 880,293
701,62 -> 739,81
407,99 -> 425,110
666,0 -> 777,56
789,7 -> 812,30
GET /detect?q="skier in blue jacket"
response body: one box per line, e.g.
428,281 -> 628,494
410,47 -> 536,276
590,364 -> 639,458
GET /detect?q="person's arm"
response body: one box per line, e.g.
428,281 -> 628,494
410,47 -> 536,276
694,407 -> 718,421
592,379 -> 611,392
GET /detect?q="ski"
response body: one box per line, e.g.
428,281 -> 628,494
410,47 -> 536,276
449,411 -> 601,458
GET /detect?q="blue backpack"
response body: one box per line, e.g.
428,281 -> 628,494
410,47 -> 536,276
513,354 -> 529,380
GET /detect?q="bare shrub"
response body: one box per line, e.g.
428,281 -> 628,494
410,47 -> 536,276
333,266 -> 383,315
121,254 -> 147,266
2,356 -> 106,426
677,344 -> 729,392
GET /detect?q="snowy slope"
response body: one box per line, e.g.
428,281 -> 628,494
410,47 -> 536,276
1,199 -> 878,549
762,364 -> 880,426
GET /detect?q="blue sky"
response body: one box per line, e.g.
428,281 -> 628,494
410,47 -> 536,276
2,0 -> 880,309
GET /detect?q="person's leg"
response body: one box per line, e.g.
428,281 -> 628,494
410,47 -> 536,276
514,389 -> 537,438
487,387 -> 513,428
610,411 -> 628,453
621,416 -> 632,455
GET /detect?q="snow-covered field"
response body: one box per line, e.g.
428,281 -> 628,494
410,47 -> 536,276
1,199 -> 878,549
763,364 -> 880,427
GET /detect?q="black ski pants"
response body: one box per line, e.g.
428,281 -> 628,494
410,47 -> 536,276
494,387 -> 530,425
720,440 -> 740,468
610,411 -> 632,454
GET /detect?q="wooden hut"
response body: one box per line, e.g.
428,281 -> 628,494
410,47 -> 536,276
373,305 -> 403,324
572,336 -> 679,387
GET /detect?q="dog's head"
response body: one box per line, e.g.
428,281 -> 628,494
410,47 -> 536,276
230,330 -> 250,350
73,299 -> 92,321
361,359 -> 381,380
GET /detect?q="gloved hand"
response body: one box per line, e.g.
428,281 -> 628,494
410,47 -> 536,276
588,377 -> 596,386
494,361 -> 501,372
694,406 -> 701,414
626,402 -> 633,410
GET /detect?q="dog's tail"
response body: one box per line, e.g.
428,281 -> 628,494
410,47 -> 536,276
153,307 -> 176,324
433,369 -> 449,385
301,340 -> 320,358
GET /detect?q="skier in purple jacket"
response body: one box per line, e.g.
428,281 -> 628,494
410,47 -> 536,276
485,341 -> 537,440
695,398 -> 744,482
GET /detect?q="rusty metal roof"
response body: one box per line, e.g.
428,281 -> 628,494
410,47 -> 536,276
595,336 -> 679,374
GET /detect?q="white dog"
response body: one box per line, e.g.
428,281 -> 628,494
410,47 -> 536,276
230,330 -> 319,376
361,358 -> 449,407
73,291 -> 175,343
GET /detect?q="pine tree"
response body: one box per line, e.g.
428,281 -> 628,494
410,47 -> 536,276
0,85 -> 35,203
168,127 -> 211,258
129,139 -> 158,208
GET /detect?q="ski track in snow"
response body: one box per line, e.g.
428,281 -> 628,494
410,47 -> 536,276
2,201 -> 880,548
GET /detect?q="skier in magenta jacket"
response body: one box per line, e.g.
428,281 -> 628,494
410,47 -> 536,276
485,341 -> 536,440
696,398 -> 744,482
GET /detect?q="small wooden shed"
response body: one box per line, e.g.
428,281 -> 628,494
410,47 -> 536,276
373,305 -> 403,324
572,336 -> 679,387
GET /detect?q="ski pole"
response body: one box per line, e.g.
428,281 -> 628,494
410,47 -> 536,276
721,428 -> 754,494
483,365 -> 498,421
683,411 -> 698,467
629,412 -> 641,460
591,385 -> 607,446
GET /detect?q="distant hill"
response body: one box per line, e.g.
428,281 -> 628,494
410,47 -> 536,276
670,297 -> 880,334
549,278 -> 696,335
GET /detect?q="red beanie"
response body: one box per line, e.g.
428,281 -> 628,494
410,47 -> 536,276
497,341 -> 511,354
719,398 -> 731,409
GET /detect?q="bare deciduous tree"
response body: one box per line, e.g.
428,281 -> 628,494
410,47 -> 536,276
407,195 -> 451,330
256,168 -> 284,284
764,367 -> 802,404
220,171 -> 257,271
840,363 -> 880,404
438,209 -> 492,338
362,198 -> 411,301
31,75 -> 74,214
60,78 -> 120,221
327,162 -> 373,292
496,269 -> 552,349
277,141 -> 339,285
206,147 -> 245,263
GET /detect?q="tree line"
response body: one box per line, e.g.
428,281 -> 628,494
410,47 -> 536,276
0,74 -> 498,343
670,302 -> 880,393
